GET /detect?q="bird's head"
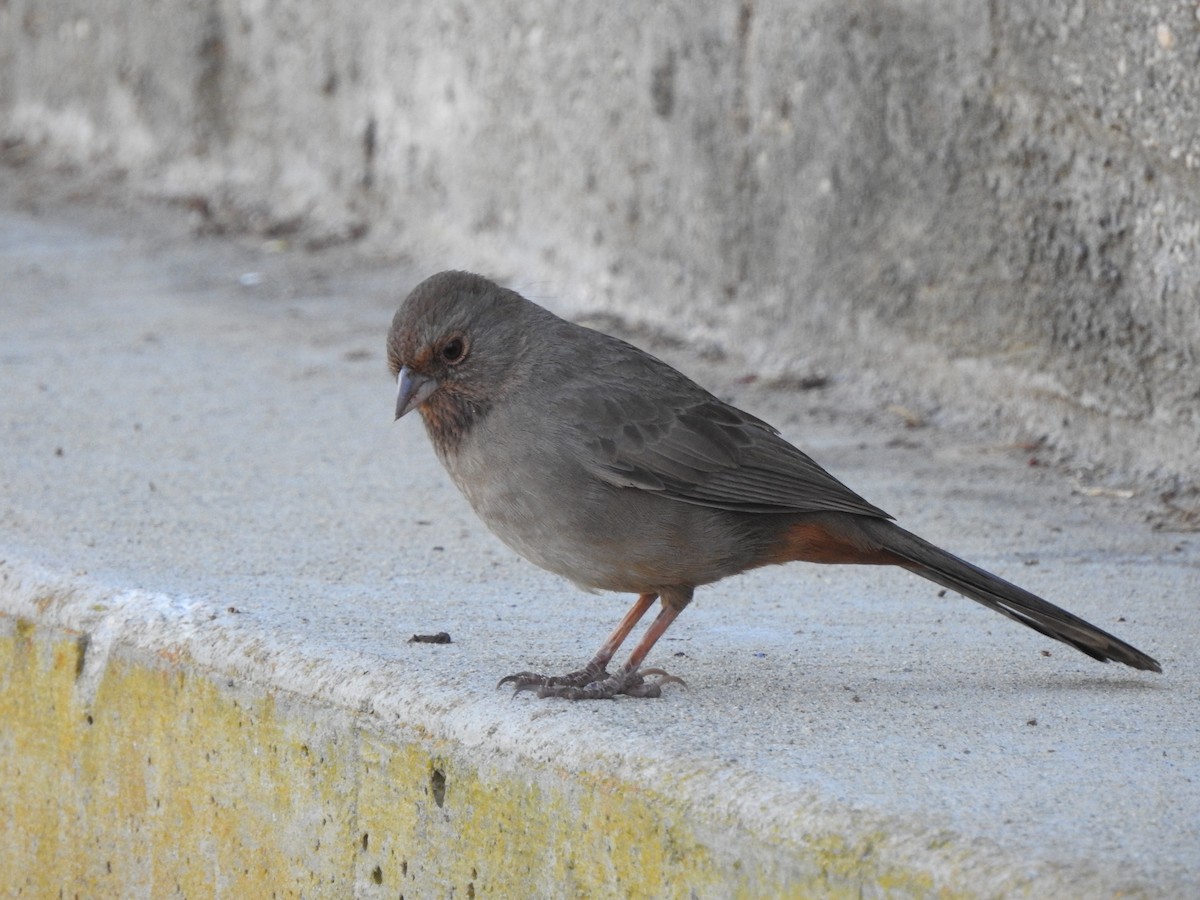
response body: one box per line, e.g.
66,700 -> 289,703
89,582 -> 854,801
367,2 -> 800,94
387,270 -> 536,444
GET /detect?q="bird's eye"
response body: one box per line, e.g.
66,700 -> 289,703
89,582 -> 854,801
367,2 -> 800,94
441,337 -> 466,364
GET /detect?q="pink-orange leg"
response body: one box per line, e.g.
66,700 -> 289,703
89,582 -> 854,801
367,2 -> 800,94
499,589 -> 690,700
591,591 -> 660,669
497,592 -> 657,691
617,598 -> 686,675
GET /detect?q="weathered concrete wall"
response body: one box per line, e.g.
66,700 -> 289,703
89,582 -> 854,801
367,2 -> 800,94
2,1 -> 1197,482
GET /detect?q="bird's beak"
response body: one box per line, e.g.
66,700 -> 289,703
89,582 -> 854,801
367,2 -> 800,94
395,366 -> 438,420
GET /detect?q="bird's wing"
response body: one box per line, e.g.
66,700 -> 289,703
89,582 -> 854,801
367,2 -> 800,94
564,346 -> 891,519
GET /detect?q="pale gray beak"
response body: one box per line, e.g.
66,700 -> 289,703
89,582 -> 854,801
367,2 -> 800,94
395,366 -> 438,419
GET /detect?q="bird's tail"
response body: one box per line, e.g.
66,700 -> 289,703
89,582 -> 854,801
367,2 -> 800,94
866,520 -> 1161,673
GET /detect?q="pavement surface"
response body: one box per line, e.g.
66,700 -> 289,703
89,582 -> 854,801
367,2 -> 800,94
1,168 -> 1197,895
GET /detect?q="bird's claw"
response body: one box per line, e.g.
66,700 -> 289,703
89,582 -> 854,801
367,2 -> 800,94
636,667 -> 688,688
496,667 -> 609,696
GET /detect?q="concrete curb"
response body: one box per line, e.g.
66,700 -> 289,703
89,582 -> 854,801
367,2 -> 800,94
0,559 -> 1158,898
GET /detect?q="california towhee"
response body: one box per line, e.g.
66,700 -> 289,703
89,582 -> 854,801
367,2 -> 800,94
387,271 -> 1161,699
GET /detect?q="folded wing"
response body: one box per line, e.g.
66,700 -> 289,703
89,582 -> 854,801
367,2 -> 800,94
572,381 -> 891,519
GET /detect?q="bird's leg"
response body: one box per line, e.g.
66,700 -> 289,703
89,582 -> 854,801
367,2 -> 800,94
526,589 -> 692,700
498,592 -> 658,691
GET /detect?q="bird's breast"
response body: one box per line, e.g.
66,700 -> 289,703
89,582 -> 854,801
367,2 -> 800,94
436,424 -> 769,593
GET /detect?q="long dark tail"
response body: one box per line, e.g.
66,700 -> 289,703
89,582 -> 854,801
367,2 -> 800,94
867,520 -> 1161,673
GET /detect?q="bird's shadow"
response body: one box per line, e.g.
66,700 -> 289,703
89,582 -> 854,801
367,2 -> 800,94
1008,672 -> 1167,693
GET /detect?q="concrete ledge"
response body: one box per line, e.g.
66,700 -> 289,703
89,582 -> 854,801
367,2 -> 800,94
0,571 -> 988,898
1,560 -> 1183,899
1,175 -> 1196,897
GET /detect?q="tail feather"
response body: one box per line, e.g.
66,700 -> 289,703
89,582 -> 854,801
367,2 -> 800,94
869,521 -> 1161,673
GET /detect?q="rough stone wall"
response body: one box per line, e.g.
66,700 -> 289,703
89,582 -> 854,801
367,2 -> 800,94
3,1 -> 1197,482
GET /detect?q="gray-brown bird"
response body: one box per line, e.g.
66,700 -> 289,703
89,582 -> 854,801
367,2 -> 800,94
387,271 -> 1160,700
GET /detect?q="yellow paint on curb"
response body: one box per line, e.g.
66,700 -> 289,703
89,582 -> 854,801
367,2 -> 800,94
2,615 -> 976,897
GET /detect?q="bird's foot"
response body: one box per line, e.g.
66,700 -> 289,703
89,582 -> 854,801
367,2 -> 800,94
499,665 -> 685,700
498,660 -> 609,692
